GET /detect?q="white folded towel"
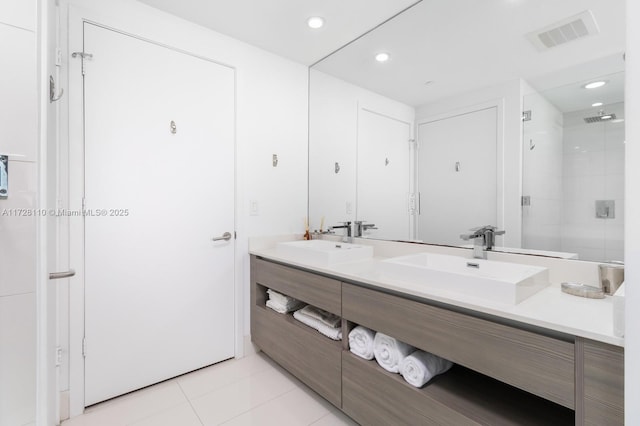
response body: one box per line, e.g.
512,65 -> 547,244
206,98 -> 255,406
266,289 -> 304,313
348,326 -> 376,360
400,350 -> 453,388
265,299 -> 289,314
298,305 -> 341,328
373,333 -> 415,373
293,307 -> 342,341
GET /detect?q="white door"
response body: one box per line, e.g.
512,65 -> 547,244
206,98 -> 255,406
417,107 -> 497,245
83,24 -> 235,405
357,108 -> 412,240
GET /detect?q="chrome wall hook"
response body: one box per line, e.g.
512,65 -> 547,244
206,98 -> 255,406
335,162 -> 340,174
170,120 -> 177,134
49,75 -> 64,102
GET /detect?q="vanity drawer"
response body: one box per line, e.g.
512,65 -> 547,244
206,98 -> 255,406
252,305 -> 342,407
254,257 -> 341,314
342,283 -> 575,409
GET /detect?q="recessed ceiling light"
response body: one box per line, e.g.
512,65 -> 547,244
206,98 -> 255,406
375,52 -> 390,63
583,81 -> 607,89
307,16 -> 324,29
592,102 -> 603,107
601,114 -> 613,120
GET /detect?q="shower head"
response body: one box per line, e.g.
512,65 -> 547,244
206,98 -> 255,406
584,110 -> 616,124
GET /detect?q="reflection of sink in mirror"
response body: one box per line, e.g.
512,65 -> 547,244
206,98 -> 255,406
276,240 -> 373,267
380,253 -> 549,305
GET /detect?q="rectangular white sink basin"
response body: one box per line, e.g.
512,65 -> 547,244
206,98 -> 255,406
380,253 -> 549,305
276,240 -> 374,267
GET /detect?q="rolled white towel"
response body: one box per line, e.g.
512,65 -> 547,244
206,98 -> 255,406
400,350 -> 453,388
373,333 -> 415,373
348,326 -> 376,360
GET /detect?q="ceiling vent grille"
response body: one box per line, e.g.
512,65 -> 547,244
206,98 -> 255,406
527,10 -> 599,51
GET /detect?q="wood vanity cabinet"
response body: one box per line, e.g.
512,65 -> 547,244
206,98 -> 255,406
250,256 -> 342,407
250,256 -> 625,425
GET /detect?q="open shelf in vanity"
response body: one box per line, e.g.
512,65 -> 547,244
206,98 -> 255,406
250,254 -> 624,425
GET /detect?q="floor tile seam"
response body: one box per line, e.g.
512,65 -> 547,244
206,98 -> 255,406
185,366 -> 280,404
88,381 -> 188,425
178,362 -> 276,401
177,380 -> 205,426
214,387 -> 300,425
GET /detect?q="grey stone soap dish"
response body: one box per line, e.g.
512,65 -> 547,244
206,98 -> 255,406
561,282 -> 605,299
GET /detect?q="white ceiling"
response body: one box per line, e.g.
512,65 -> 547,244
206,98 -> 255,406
136,0 -> 420,65
136,0 -> 625,110
314,0 -> 626,108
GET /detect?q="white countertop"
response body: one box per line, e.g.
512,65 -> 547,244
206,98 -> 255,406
250,239 -> 623,347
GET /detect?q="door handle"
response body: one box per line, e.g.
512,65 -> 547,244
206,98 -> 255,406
49,269 -> 76,280
212,232 -> 232,242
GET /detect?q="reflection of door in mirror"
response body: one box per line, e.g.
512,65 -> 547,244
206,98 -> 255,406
357,107 -> 412,240
417,107 -> 498,246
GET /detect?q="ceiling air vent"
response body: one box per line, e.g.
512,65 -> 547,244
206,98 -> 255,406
526,10 -> 599,51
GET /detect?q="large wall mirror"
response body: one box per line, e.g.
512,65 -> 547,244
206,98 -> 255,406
308,0 -> 625,262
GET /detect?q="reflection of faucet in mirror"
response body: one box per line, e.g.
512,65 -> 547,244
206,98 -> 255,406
460,226 -> 505,259
331,222 -> 352,243
354,221 -> 378,238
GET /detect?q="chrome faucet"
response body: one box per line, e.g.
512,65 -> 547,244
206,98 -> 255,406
460,225 -> 505,259
331,221 -> 352,243
354,221 -> 378,237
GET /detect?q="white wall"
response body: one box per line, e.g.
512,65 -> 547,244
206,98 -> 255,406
308,69 -> 415,236
0,2 -> 38,425
625,0 -> 639,424
415,79 -> 523,248
521,91 -> 564,252
561,102 -> 625,261
59,0 -> 308,415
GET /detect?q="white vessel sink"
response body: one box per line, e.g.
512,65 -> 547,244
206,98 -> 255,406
380,253 -> 549,305
276,240 -> 374,267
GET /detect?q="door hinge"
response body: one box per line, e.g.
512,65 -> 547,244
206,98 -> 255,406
55,48 -> 63,67
82,337 -> 87,358
522,110 -> 532,122
521,195 -> 531,207
56,346 -> 63,366
72,52 -> 93,75
408,192 -> 419,215
82,197 -> 86,211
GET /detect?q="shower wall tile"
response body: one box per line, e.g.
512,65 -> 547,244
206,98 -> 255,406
0,161 -> 37,297
0,24 -> 36,162
0,0 -> 36,31
0,293 -> 36,426
561,103 -> 625,261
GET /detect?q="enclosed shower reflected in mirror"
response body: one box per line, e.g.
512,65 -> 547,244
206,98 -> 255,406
522,71 -> 625,262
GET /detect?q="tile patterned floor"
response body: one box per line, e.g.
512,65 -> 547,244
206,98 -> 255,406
62,352 -> 358,426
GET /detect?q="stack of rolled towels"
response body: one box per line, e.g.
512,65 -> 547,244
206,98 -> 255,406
348,326 -> 453,388
265,289 -> 304,314
293,305 -> 342,341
